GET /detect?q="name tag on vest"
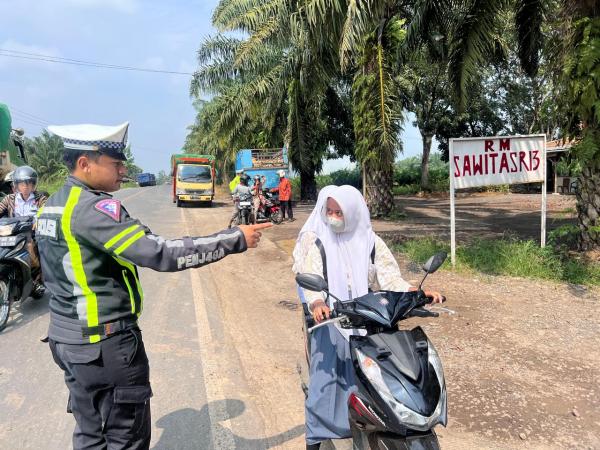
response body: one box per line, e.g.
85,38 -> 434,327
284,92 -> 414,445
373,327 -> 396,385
37,218 -> 58,238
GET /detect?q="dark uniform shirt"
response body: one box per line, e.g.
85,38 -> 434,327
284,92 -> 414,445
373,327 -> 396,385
0,191 -> 48,218
37,176 -> 247,344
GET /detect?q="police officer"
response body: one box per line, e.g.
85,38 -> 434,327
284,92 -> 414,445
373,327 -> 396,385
228,168 -> 244,193
39,122 -> 270,450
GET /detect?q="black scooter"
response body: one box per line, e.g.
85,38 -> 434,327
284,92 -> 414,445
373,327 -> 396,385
233,192 -> 255,225
297,252 -> 448,450
0,216 -> 38,332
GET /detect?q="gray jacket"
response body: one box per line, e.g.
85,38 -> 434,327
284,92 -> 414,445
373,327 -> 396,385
37,176 -> 247,344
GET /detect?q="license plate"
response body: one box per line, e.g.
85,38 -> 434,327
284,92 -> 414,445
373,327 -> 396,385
0,236 -> 17,247
239,201 -> 251,206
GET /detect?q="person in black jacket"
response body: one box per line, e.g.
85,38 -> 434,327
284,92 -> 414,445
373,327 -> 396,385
39,122 -> 270,450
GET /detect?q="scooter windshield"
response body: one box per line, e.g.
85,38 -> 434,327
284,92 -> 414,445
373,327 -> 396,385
352,291 -> 421,328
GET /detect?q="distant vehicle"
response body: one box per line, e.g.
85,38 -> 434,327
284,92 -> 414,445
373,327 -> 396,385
137,173 -> 156,187
171,154 -> 216,207
235,147 -> 289,191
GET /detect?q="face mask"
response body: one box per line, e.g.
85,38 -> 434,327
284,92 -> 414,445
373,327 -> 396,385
327,216 -> 345,233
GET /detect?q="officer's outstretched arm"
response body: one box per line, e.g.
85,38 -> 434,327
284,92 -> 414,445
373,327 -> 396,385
73,198 -> 247,272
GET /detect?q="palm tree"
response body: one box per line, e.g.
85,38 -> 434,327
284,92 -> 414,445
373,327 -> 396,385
559,3 -> 600,249
398,44 -> 452,191
25,130 -> 67,181
190,0 -> 345,200
304,0 -> 412,215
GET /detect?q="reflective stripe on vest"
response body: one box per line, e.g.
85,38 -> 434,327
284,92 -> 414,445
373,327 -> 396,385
62,186 -> 100,343
104,224 -> 140,250
113,256 -> 144,317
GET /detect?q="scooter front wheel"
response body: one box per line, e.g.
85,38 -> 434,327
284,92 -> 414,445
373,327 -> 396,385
0,278 -> 13,332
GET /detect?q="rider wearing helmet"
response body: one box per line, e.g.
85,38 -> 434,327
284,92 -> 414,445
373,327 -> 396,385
0,166 -> 47,218
0,165 -> 48,297
228,174 -> 252,228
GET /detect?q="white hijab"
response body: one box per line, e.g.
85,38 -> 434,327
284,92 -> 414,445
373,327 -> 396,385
293,185 -> 375,303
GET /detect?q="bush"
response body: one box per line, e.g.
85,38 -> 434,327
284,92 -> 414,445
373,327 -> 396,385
38,174 -> 67,195
317,167 -> 361,189
394,154 -> 449,192
393,184 -> 421,195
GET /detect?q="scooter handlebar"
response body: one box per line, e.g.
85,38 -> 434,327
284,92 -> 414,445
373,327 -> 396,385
307,314 -> 344,334
408,307 -> 439,318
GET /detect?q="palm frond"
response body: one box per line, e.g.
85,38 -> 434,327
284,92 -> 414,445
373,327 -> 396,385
214,0 -> 285,33
340,0 -> 371,71
449,0 -> 509,109
195,34 -> 242,65
515,0 -> 545,77
212,0 -> 262,30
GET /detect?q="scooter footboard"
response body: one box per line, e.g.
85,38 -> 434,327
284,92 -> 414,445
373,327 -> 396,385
371,430 -> 440,450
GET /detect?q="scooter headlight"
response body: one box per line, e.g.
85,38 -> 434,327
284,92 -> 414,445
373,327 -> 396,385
356,347 -> 447,431
0,223 -> 16,236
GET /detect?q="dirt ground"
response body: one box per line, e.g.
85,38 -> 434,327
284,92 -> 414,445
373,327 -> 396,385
271,192 -> 599,450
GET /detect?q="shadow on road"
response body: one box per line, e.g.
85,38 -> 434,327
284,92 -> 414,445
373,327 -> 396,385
1,292 -> 49,335
153,399 -> 304,450
180,201 -> 229,208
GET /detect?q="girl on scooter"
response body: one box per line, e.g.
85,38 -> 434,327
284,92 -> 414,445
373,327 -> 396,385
292,185 -> 443,450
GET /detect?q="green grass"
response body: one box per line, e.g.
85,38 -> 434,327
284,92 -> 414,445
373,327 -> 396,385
38,175 -> 67,195
393,236 -> 600,286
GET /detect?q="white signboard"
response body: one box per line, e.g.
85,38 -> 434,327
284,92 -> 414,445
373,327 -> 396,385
451,135 -> 546,189
449,134 -> 547,266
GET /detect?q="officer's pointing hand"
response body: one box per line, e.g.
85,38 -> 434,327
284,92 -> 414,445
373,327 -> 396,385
239,223 -> 273,248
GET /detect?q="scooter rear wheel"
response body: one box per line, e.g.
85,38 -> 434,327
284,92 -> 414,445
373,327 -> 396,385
270,209 -> 283,224
0,278 -> 12,332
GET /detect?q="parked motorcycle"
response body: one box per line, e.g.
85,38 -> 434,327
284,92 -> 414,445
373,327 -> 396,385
0,216 -> 39,332
296,252 -> 448,449
232,192 -> 255,225
255,191 -> 283,224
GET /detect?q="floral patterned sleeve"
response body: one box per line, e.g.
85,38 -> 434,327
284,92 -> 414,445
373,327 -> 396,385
295,232 -> 327,308
370,235 -> 413,292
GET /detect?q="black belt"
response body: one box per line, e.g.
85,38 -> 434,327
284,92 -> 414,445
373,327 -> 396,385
82,318 -> 138,337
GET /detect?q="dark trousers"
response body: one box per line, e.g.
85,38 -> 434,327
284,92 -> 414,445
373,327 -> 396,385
281,200 -> 293,219
49,328 -> 152,450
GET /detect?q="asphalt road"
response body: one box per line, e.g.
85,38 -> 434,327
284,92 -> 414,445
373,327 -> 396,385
0,185 -> 306,449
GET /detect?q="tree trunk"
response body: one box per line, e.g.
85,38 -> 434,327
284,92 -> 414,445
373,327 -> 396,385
576,162 -> 600,250
219,160 -> 230,186
364,160 -> 394,216
420,133 -> 433,191
300,170 -> 317,201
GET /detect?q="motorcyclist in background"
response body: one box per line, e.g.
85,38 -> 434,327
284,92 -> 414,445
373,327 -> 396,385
0,166 -> 48,297
252,174 -> 266,217
228,174 -> 252,228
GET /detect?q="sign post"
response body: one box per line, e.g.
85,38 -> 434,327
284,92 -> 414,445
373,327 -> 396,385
449,135 -> 547,266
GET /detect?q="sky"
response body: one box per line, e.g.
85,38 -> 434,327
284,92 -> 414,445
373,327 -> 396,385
0,0 -> 435,175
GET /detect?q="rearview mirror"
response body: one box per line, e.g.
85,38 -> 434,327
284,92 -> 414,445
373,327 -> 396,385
423,252 -> 447,274
295,273 -> 328,292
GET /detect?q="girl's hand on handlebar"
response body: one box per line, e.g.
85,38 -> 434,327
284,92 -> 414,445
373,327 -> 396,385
424,290 -> 445,304
409,287 -> 445,304
311,300 -> 331,323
